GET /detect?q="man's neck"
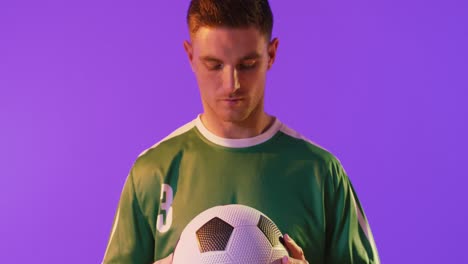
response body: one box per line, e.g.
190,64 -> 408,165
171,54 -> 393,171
200,112 -> 275,139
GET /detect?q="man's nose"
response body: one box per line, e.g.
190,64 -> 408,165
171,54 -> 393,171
222,67 -> 240,94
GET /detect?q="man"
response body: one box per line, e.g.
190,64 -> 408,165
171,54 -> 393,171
103,0 -> 380,263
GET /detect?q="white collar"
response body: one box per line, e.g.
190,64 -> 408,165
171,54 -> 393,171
194,114 -> 282,148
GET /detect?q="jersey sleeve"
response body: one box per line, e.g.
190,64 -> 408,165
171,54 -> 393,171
102,169 -> 155,264
324,159 -> 380,264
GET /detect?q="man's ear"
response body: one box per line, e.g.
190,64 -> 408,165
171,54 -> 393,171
267,37 -> 279,70
183,40 -> 195,72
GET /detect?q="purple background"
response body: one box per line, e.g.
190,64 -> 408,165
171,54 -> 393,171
1,0 -> 467,263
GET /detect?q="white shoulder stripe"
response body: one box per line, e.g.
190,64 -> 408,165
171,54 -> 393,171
102,207 -> 120,261
280,124 -> 348,172
279,124 -> 329,152
137,119 -> 196,158
103,174 -> 131,262
350,190 -> 370,240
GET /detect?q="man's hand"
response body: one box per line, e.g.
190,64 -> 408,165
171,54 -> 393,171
281,234 -> 309,264
151,234 -> 309,264
153,253 -> 173,264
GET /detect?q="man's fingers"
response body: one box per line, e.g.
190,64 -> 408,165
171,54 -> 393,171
153,253 -> 173,264
281,255 -> 309,264
153,237 -> 308,264
282,234 -> 306,260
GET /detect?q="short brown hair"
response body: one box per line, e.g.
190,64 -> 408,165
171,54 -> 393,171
187,0 -> 274,40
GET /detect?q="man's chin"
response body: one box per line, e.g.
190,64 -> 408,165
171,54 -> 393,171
217,111 -> 249,123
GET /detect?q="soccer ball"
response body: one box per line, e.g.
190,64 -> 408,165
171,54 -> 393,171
172,204 -> 289,264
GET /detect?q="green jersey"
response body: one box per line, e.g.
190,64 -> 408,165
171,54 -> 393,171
103,115 -> 380,264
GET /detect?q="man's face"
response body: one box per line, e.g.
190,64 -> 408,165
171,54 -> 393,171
184,26 -> 278,123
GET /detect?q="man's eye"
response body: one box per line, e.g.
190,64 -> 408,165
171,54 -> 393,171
207,63 -> 223,71
239,61 -> 257,70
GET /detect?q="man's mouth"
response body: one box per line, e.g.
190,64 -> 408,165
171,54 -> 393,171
223,97 -> 243,101
221,98 -> 244,106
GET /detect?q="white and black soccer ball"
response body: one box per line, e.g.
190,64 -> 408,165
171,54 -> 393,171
172,204 -> 289,264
